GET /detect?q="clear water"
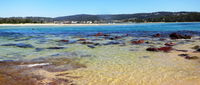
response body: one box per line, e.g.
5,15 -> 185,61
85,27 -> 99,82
0,23 -> 200,36
1,23 -> 200,85
0,22 -> 200,61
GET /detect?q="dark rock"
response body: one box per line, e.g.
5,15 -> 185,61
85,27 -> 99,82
197,49 -> 200,52
81,41 -> 94,44
165,42 -> 176,46
78,39 -> 87,41
87,45 -> 96,48
158,47 -> 173,52
35,48 -> 45,52
47,47 -> 66,49
142,56 -> 150,58
131,40 -> 145,44
94,43 -> 101,46
185,56 -> 199,60
1,43 -> 34,48
109,36 -> 122,40
192,45 -> 200,50
103,34 -> 110,37
153,33 -> 161,37
94,32 -> 109,37
95,32 -> 104,36
159,38 -> 166,41
146,47 -> 173,52
58,40 -> 69,42
146,48 -> 159,52
178,54 -> 189,57
176,50 -> 188,52
169,33 -> 192,39
178,54 -> 198,60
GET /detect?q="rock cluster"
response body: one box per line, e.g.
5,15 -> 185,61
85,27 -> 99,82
169,33 -> 192,39
146,47 -> 173,52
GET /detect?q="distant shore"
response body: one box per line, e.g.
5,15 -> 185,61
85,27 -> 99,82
0,22 -> 199,26
0,23 -> 131,26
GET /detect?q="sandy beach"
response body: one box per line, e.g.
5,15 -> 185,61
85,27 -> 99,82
1,22 -> 199,27
0,23 -> 132,26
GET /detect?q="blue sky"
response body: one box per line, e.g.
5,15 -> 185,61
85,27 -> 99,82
0,0 -> 199,17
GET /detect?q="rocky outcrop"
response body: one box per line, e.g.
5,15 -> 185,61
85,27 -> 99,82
131,40 -> 145,44
165,42 -> 176,46
146,47 -> 173,52
169,33 -> 192,39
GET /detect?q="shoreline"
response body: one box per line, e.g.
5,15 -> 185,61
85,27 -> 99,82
0,23 -> 131,26
0,22 -> 199,26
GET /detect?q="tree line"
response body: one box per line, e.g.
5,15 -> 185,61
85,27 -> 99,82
124,13 -> 200,22
0,12 -> 200,24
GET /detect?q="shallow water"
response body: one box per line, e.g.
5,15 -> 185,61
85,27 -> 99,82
0,23 -> 200,85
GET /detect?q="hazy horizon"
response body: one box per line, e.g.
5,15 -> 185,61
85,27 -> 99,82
0,0 -> 199,17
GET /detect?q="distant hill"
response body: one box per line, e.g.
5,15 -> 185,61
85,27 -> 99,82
54,12 -> 200,21
0,11 -> 200,23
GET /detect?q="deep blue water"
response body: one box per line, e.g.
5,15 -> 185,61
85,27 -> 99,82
0,22 -> 200,37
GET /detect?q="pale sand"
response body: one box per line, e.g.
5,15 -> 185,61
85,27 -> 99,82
1,36 -> 199,85
0,22 -> 199,27
58,42 -> 200,85
0,23 -> 131,26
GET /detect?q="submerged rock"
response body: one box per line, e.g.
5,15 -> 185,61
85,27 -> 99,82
178,54 -> 189,57
146,47 -> 173,52
35,48 -> 45,52
1,43 -> 34,48
78,39 -> 87,41
57,39 -> 77,44
142,56 -> 150,58
146,48 -> 159,52
81,41 -> 94,44
94,32 -> 109,37
131,40 -> 145,44
0,57 -> 86,85
185,56 -> 199,60
159,38 -> 166,41
169,33 -> 192,39
192,45 -> 200,50
58,40 -> 69,42
95,32 -> 104,36
178,54 -> 199,60
87,45 -> 96,48
153,33 -> 161,37
165,42 -> 176,46
158,47 -> 173,52
104,41 -> 123,45
197,49 -> 200,52
109,36 -> 122,40
176,50 -> 188,52
47,47 -> 66,49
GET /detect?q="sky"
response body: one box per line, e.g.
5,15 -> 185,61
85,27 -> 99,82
0,0 -> 199,17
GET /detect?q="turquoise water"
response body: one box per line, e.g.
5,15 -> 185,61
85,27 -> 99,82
0,22 -> 200,61
0,23 -> 200,35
